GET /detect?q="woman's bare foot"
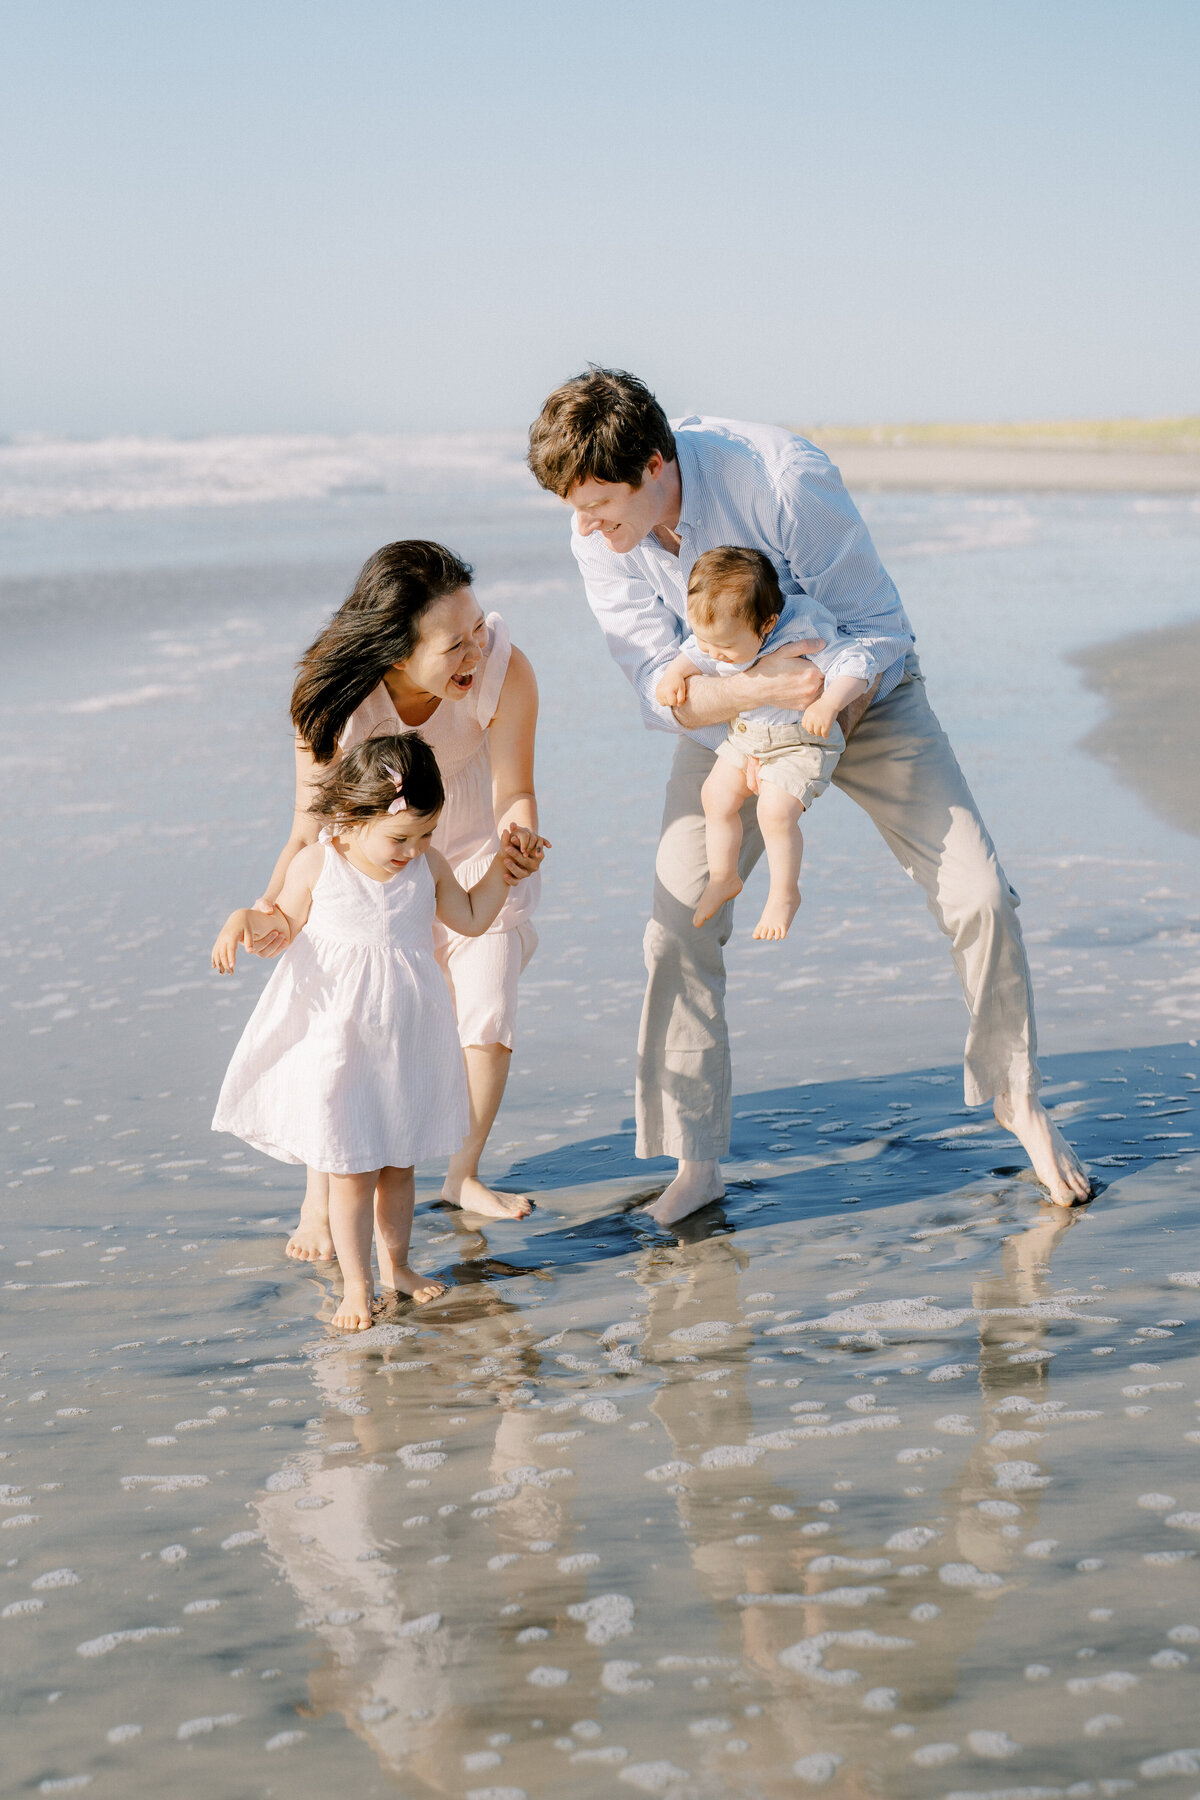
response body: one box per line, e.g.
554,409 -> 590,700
993,1091 -> 1092,1206
441,1174 -> 532,1220
645,1159 -> 726,1226
694,874 -> 742,929
752,888 -> 800,940
331,1280 -> 375,1331
285,1197 -> 335,1262
381,1263 -> 449,1305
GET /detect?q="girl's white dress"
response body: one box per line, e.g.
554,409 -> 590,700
212,841 -> 468,1174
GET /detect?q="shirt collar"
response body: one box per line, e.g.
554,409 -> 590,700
672,425 -> 701,534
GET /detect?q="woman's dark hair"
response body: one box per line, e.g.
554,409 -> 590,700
292,540 -> 474,762
309,732 -> 444,826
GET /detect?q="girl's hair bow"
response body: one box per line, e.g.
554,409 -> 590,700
383,764 -> 408,814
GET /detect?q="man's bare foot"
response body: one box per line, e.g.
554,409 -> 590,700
381,1263 -> 450,1305
285,1199 -> 334,1262
694,874 -> 742,929
441,1175 -> 532,1220
994,1091 -> 1092,1207
645,1159 -> 726,1227
752,889 -> 800,941
331,1281 -> 375,1331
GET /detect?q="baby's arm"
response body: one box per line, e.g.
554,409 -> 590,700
428,833 -> 549,937
802,671 -> 869,740
654,652 -> 702,710
211,844 -> 321,972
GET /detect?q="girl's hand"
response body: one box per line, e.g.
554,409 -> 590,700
245,896 -> 290,957
212,912 -> 247,974
499,825 -> 549,884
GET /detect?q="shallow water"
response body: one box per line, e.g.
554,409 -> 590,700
3,450 -> 1200,1796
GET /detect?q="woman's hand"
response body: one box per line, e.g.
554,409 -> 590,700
245,896 -> 290,957
499,825 -> 549,884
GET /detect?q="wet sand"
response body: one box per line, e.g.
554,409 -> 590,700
4,483 -> 1200,1797
1073,619 -> 1200,840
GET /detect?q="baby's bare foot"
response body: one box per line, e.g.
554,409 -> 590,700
441,1175 -> 532,1220
383,1263 -> 450,1305
285,1198 -> 334,1262
752,889 -> 800,940
694,874 -> 742,929
331,1282 -> 375,1331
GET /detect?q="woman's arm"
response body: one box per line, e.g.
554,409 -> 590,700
487,645 -> 539,840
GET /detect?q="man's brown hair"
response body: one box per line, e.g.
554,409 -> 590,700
527,366 -> 676,498
687,546 -> 782,637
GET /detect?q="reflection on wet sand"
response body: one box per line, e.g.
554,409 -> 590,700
253,1188 -> 1095,1795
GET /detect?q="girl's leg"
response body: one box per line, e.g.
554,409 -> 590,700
752,783 -> 806,941
374,1166 -> 448,1304
443,1044 -> 532,1220
694,757 -> 754,928
285,1167 -> 333,1262
326,1169 -> 380,1331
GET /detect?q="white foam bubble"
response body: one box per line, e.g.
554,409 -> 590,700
3,1598 -> 44,1617
526,1665 -> 571,1686
31,1569 -> 79,1589
1167,1512 -> 1200,1532
177,1713 -> 242,1740
778,1628 -> 913,1684
182,1599 -> 220,1613
567,1595 -> 634,1645
618,1763 -> 691,1794
265,1731 -> 307,1751
644,1461 -> 693,1483
966,1729 -> 1021,1757
105,1725 -> 142,1744
396,1612 -> 441,1637
77,1626 -> 182,1657
792,1752 -> 844,1783
601,1661 -> 652,1693
699,1445 -> 762,1469
885,1527 -> 939,1552
938,1563 -> 1004,1591
557,1553 -> 600,1574
221,1530 -> 263,1549
1140,1748 -> 1200,1776
580,1399 -> 622,1423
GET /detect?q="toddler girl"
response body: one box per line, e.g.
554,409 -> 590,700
655,547 -> 872,941
211,733 -> 547,1331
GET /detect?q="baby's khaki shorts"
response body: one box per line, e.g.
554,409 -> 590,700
715,716 -> 845,809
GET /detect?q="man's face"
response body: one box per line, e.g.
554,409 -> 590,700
566,455 -> 666,556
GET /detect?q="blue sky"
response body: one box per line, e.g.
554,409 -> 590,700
2,0 -> 1197,434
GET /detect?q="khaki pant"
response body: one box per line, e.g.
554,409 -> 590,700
636,656 -> 1038,1161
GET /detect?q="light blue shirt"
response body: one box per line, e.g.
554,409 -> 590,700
572,416 -> 914,749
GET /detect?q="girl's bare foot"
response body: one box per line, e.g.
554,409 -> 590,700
694,873 -> 742,929
645,1159 -> 725,1226
286,1198 -> 335,1262
993,1091 -> 1092,1206
441,1174 -> 532,1220
382,1263 -> 449,1305
331,1280 -> 375,1331
752,889 -> 800,940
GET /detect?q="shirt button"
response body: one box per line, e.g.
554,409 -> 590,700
735,720 -> 746,733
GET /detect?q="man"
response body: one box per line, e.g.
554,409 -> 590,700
527,367 -> 1090,1222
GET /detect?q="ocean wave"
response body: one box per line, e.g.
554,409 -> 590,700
0,431 -> 535,519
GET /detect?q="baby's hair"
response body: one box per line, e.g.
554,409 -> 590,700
687,546 -> 782,635
309,733 -> 445,827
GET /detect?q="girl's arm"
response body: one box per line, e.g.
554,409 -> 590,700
212,843 -> 322,972
427,839 -> 545,938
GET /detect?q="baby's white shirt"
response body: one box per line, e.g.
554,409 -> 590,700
680,600 -> 863,726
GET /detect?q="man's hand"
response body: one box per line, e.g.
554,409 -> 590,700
747,639 -> 826,710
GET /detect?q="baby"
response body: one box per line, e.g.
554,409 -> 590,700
655,546 -> 870,941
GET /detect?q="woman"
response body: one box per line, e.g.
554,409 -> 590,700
245,539 -> 543,1251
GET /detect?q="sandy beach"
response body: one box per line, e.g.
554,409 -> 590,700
817,444 -> 1200,493
3,454 -> 1200,1797
1074,619 -> 1200,839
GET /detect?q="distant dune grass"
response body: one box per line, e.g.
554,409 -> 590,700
801,416 -> 1200,454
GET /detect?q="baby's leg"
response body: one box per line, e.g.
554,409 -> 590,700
752,782 -> 806,941
375,1166 -> 448,1305
694,756 -> 753,928
326,1170 -> 380,1330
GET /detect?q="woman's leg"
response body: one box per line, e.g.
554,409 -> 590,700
375,1166 -> 448,1303
326,1169 -> 379,1331
285,1167 -> 333,1262
438,930 -> 533,1220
